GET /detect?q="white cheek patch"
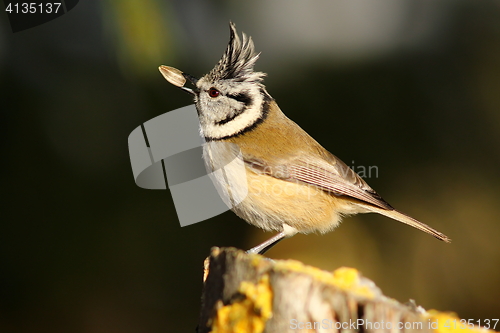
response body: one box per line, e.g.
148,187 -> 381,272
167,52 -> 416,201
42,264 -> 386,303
202,92 -> 264,140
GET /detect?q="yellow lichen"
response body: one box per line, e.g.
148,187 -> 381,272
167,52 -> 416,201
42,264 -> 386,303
330,267 -> 362,290
249,253 -> 266,268
211,275 -> 273,333
274,259 -> 375,298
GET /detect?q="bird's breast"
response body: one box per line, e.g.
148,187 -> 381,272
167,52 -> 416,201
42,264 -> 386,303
202,140 -> 357,234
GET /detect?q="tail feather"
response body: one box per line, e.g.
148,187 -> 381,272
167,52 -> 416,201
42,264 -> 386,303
367,207 -> 451,243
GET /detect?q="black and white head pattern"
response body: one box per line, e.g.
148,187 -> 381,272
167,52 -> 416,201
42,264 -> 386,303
194,22 -> 272,141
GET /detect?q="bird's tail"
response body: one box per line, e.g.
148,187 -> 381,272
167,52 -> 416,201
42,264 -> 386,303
366,206 -> 451,243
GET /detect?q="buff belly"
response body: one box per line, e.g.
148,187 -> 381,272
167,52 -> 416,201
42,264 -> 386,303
231,167 -> 358,234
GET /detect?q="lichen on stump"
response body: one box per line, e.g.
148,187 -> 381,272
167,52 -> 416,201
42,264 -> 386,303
197,247 -> 497,333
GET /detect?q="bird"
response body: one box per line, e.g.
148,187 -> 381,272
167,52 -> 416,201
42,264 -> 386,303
158,22 -> 450,255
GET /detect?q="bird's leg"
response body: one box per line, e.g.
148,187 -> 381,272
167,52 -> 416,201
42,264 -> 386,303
246,232 -> 286,255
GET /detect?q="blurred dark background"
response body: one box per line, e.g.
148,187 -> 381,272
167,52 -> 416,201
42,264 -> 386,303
1,1 -> 500,332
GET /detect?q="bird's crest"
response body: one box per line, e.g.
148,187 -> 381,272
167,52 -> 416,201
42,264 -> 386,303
205,22 -> 265,84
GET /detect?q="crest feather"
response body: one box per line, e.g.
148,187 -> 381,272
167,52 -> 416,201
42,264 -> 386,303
206,22 -> 265,83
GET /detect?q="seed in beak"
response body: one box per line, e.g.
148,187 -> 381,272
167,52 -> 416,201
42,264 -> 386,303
158,65 -> 186,88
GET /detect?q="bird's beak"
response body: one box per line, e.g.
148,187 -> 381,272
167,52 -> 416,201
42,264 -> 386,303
158,65 -> 198,96
182,73 -> 198,86
180,73 -> 199,95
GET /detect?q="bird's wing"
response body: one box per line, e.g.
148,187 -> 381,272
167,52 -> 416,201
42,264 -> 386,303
245,153 -> 393,210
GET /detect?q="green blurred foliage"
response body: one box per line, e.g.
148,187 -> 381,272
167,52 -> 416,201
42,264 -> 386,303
102,0 -> 176,79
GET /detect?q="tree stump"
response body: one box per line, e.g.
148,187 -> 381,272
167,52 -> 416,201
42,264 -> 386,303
197,247 -> 497,333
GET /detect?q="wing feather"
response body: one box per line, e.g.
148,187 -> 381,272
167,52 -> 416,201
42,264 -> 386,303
245,155 -> 393,210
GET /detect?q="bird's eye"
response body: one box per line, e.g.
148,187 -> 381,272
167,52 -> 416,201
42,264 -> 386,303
208,87 -> 220,98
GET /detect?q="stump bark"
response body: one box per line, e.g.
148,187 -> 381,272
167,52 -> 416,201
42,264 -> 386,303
197,247 -> 495,333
